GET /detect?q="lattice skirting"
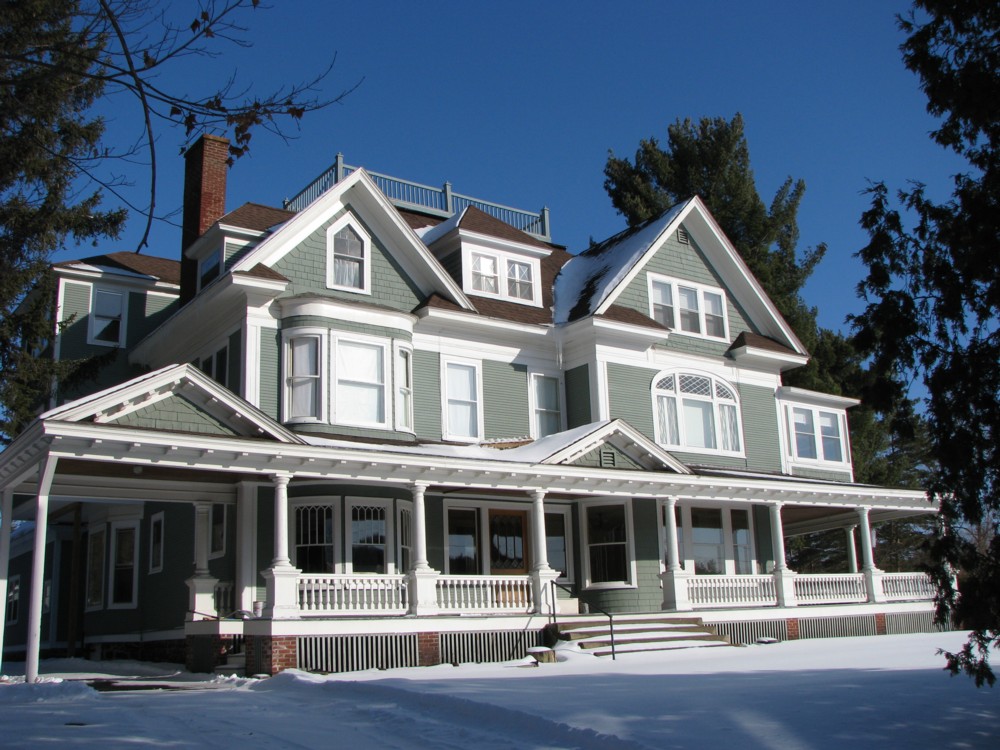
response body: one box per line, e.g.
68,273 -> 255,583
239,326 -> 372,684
711,610 -> 945,645
297,633 -> 420,673
439,629 -> 544,665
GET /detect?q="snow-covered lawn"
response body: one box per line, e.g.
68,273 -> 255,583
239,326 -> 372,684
1,631 -> 997,749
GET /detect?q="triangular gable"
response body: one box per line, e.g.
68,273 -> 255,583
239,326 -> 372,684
229,168 -> 475,311
554,197 -> 806,355
511,419 -> 690,474
43,364 -> 303,443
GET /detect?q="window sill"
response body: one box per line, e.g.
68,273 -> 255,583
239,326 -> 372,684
582,582 -> 637,591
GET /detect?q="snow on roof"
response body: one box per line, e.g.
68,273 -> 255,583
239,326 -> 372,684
552,200 -> 690,324
418,208 -> 466,246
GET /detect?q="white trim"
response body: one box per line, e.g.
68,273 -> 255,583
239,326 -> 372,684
441,356 -> 484,442
148,511 -> 164,574
87,287 -> 128,347
325,213 -> 372,295
580,498 -> 637,590
279,297 -> 416,334
107,520 -> 139,609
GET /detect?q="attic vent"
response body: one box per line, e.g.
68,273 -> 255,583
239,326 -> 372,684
599,449 -> 617,468
676,227 -> 690,244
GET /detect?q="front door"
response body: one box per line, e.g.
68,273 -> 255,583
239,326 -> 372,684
489,509 -> 529,575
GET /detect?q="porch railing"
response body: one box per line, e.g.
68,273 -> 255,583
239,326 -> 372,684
687,574 -> 777,608
297,574 -> 409,614
794,574 -> 867,604
435,574 -> 534,613
881,572 -> 936,601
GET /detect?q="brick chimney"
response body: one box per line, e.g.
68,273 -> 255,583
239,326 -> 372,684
180,134 -> 230,303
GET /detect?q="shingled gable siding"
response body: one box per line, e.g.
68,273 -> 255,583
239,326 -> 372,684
271,206 -> 424,312
615,229 -> 756,357
606,363 -> 784,473
258,328 -> 281,419
110,395 -> 239,436
579,498 -> 663,614
564,364 -> 592,428
483,360 -> 529,440
571,444 -> 642,470
413,349 -> 442,440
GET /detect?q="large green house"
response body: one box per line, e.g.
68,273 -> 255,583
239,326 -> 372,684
0,136 -> 939,678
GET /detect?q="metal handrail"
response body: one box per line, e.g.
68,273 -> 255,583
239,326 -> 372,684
550,580 -> 616,661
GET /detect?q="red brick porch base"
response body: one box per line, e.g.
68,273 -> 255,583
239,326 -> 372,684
244,634 -> 297,675
875,612 -> 887,635
417,632 -> 441,666
786,618 -> 800,640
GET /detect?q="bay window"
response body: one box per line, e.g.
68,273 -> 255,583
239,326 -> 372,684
286,334 -> 323,421
787,405 -> 848,464
335,340 -> 386,427
654,371 -> 743,454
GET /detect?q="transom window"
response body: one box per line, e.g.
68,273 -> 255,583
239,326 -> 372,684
648,274 -> 728,340
787,405 -> 848,464
90,289 -> 125,346
654,372 -> 743,454
326,218 -> 371,293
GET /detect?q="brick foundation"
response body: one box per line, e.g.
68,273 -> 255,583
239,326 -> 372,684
244,634 -> 298,675
185,634 -> 229,673
417,632 -> 441,666
786,618 -> 800,640
875,612 -> 887,635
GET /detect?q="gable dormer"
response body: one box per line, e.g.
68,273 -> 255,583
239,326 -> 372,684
422,206 -> 554,309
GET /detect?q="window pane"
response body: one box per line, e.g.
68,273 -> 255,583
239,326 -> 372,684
704,292 -> 726,337
200,253 -> 220,289
588,505 -> 626,544
719,403 -> 741,452
86,529 -> 105,608
678,287 -> 701,333
93,290 -> 123,343
534,375 -> 561,438
589,543 -> 627,584
691,508 -> 724,575
472,254 -> 498,293
683,398 -> 717,449
448,509 -> 479,574
657,395 -> 680,445
447,363 -> 476,400
651,281 -> 674,327
295,505 -> 335,573
289,337 -> 320,419
352,505 -> 387,574
210,504 -> 225,555
396,349 -> 413,430
112,527 -> 135,605
150,517 -> 163,572
337,342 -> 385,424
545,513 -> 568,578
792,408 -> 818,459
490,513 -> 526,570
507,260 -> 533,299
587,505 -> 629,584
333,226 -> 364,289
446,363 -> 478,438
731,510 -> 752,575
819,412 -> 843,461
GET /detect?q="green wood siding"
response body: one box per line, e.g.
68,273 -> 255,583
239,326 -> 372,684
258,327 -> 280,419
565,364 -> 591,427
483,361 -> 529,440
413,349 -> 442,440
606,362 -> 655,436
790,466 -> 853,482
271,206 -> 424,312
615,227 -> 756,356
738,383 -> 783,472
110,395 -> 238,436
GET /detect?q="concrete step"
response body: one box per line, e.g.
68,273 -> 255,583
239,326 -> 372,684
589,639 -> 732,657
577,632 -> 730,649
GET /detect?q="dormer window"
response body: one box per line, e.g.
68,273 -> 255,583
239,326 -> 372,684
326,216 -> 371,294
648,273 -> 729,341
89,288 -> 125,346
507,260 -> 533,300
471,253 -> 499,293
463,248 -> 541,306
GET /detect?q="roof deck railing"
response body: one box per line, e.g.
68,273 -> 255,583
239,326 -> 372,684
284,153 -> 551,241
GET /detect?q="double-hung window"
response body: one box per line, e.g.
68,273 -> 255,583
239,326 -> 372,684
149,512 -> 164,574
326,217 -> 371,293
335,339 -> 387,428
285,333 -> 323,422
584,502 -> 633,587
662,504 -> 755,576
443,359 -> 482,441
507,260 -> 533,300
787,406 -> 848,464
90,288 -> 125,346
471,253 -> 499,294
85,526 -> 106,610
109,521 -> 138,608
648,274 -> 728,341
199,344 -> 229,388
531,373 -> 563,438
348,500 -> 391,574
654,372 -> 743,454
394,345 -> 414,432
295,503 -> 337,573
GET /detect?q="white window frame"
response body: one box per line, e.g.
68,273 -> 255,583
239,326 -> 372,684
784,404 -> 851,468
443,503 -> 483,575
291,499 -> 341,574
441,357 -> 484,442
657,503 -> 758,576
394,343 -> 415,433
397,499 -> 414,574
345,498 -> 395,574
462,248 -> 542,307
326,214 -> 372,295
529,371 -> 565,439
85,524 -> 106,611
646,272 -> 729,341
149,511 -> 165,574
580,498 -> 637,590
209,503 -> 227,559
108,520 -> 139,609
4,574 -> 19,625
197,247 -> 222,292
652,370 -> 745,457
198,343 -> 230,388
282,328 -> 327,424
333,334 -> 390,430
88,287 -> 127,347
544,506 -> 574,583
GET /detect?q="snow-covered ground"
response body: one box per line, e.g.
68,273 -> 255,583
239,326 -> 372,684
1,631 -> 997,749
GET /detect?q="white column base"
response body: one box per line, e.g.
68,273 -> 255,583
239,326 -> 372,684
660,569 -> 694,611
186,574 -> 220,621
864,567 -> 887,603
773,568 -> 799,608
261,565 -> 302,619
532,568 -> 561,615
408,568 -> 441,616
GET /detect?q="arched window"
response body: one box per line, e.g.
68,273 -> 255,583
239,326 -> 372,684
653,372 -> 742,453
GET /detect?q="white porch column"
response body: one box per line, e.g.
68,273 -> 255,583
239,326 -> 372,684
660,497 -> 693,611
845,525 -> 859,574
261,473 -> 301,619
768,502 -> 797,608
857,506 -> 886,603
408,481 -> 440,616
26,457 -> 57,683
186,502 -> 219,621
0,487 -> 15,675
528,490 -> 559,615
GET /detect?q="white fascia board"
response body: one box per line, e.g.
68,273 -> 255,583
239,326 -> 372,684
455,229 -> 552,259
216,223 -> 266,241
541,420 -> 691,474
729,344 -> 809,372
0,422 -> 51,488
776,386 -> 861,409
415,306 -> 551,338
591,317 -> 667,345
280,296 -> 416,334
55,264 -> 180,293
683,198 -> 807,355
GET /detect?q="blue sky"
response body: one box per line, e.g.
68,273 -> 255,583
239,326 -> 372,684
82,1 -> 964,333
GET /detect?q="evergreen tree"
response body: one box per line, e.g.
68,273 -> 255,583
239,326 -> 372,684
851,0 -> 1000,686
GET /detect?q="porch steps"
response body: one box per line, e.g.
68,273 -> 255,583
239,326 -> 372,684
213,653 -> 246,677
552,615 -> 732,657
